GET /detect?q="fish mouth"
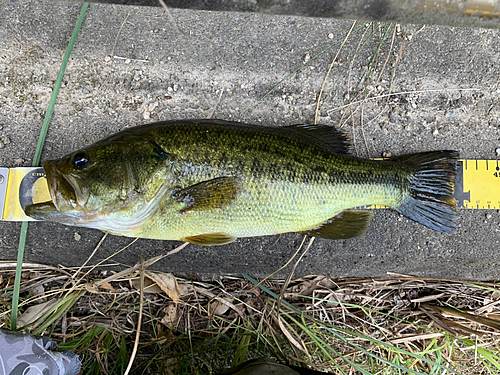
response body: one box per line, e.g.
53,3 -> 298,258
43,161 -> 88,212
24,162 -> 89,221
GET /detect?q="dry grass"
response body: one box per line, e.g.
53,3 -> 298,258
1,246 -> 500,374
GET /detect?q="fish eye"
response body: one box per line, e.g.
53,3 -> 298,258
72,151 -> 89,170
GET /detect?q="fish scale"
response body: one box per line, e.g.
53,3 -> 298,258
121,123 -> 418,239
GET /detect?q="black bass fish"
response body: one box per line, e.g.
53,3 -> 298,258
25,120 -> 458,245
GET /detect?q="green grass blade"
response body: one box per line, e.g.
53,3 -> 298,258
10,222 -> 28,330
242,274 -> 461,375
285,312 -> 372,375
232,321 -> 253,366
110,335 -> 129,374
318,23 -> 385,115
294,312 -> 427,375
461,338 -> 500,371
293,293 -> 441,337
59,326 -> 106,351
32,3 -> 89,166
10,3 -> 89,331
32,290 -> 86,335
352,22 -> 392,95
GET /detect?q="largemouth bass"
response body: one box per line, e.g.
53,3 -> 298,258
25,120 -> 458,245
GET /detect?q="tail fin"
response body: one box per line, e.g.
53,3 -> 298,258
394,151 -> 459,233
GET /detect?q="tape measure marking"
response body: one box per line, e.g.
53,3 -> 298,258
461,159 -> 500,209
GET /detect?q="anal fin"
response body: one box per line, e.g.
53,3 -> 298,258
300,210 -> 373,239
181,232 -> 236,246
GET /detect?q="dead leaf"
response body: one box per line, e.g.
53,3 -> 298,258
194,287 -> 246,318
29,284 -> 45,297
248,286 -> 260,297
99,282 -> 117,293
210,297 -> 233,316
178,283 -> 192,296
17,298 -> 59,328
164,357 -> 181,375
85,283 -> 100,294
161,304 -> 178,326
129,277 -> 162,294
145,271 -> 180,303
151,325 -> 176,345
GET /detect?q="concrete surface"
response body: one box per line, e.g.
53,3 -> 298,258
0,0 -> 499,280
51,0 -> 500,30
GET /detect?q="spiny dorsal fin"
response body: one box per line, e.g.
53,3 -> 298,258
300,210 -> 373,239
181,233 -> 236,246
284,124 -> 352,154
172,176 -> 241,213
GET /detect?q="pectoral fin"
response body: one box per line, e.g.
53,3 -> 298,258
301,210 -> 373,239
181,233 -> 236,246
173,176 -> 241,213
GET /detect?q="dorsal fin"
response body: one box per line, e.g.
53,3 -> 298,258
284,124 -> 352,154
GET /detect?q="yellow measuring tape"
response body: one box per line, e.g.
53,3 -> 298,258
0,160 -> 499,221
457,160 -> 500,209
0,167 -> 51,221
